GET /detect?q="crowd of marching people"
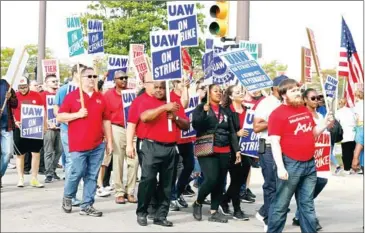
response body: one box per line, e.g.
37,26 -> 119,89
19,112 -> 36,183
0,65 -> 364,232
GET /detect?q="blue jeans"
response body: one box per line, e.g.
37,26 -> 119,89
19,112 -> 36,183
64,143 -> 105,209
258,146 -> 276,220
1,129 -> 13,177
268,156 -> 317,233
330,145 -> 339,167
60,128 -> 71,178
295,177 -> 328,219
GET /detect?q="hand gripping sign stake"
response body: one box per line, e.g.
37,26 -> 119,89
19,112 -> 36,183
1,47 -> 27,115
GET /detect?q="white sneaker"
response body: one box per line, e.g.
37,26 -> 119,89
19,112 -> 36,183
264,224 -> 268,232
256,212 -> 265,224
7,163 -> 16,169
104,186 -> 114,192
96,187 -> 111,197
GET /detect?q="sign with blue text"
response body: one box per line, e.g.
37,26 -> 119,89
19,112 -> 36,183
20,104 -> 44,140
167,2 -> 198,47
150,30 -> 182,81
219,49 -> 273,92
239,109 -> 259,158
205,38 -> 214,51
212,46 -> 235,85
202,51 -> 214,84
324,75 -> 338,98
87,19 -> 104,54
181,95 -> 199,138
106,55 -> 129,87
122,90 -> 137,128
46,95 -> 60,128
239,40 -> 259,60
66,16 -> 84,57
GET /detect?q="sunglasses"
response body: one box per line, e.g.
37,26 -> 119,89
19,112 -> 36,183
18,86 -> 28,90
115,76 -> 128,81
83,75 -> 98,79
310,96 -> 321,101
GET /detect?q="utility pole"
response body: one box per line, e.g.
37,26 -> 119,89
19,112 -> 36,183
236,1 -> 250,43
36,1 -> 46,83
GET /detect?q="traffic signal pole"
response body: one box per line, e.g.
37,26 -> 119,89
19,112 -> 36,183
37,1 -> 46,83
236,1 -> 250,42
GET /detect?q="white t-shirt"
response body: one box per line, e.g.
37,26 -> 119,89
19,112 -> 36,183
335,107 -> 356,142
254,95 -> 281,143
354,100 -> 364,125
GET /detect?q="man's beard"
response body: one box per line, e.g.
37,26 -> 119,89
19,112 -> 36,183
287,95 -> 304,107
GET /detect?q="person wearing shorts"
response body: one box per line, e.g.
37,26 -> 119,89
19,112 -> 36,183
13,77 -> 44,188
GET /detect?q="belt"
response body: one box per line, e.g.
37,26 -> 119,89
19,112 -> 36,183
112,123 -> 124,128
145,139 -> 176,147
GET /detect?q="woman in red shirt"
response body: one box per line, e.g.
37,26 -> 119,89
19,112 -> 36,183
219,85 -> 251,220
191,84 -> 240,223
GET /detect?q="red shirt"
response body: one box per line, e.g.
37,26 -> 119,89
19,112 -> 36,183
230,104 -> 246,128
211,103 -> 230,153
139,95 -> 187,143
59,90 -> 110,152
103,88 -> 124,126
268,105 -> 316,161
128,92 -> 153,139
13,91 -> 44,123
170,91 -> 195,144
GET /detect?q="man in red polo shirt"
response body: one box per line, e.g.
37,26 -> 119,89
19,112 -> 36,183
104,70 -> 138,204
136,81 -> 189,227
169,79 -> 195,211
267,78 -> 333,233
40,74 -> 62,183
57,67 -> 112,217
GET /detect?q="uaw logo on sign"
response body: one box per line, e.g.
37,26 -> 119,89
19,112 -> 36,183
87,19 -> 104,54
239,109 -> 259,159
212,46 -> 235,85
122,90 -> 137,128
150,30 -> 182,81
314,131 -> 331,177
46,95 -> 60,128
167,2 -> 198,47
20,104 -> 45,140
324,75 -> 338,98
106,55 -> 129,87
66,16 -> 84,57
181,95 -> 199,139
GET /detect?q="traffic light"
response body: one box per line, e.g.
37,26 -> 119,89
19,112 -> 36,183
209,1 -> 229,37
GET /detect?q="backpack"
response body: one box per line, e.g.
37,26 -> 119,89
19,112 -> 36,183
329,119 -> 343,144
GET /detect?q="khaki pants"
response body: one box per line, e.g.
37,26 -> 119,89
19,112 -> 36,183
112,125 -> 139,197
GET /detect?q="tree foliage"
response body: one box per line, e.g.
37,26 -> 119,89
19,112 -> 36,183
262,60 -> 288,79
80,1 -> 206,66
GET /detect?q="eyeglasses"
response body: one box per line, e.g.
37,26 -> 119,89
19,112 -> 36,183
310,96 -> 321,101
18,86 -> 28,90
83,75 -> 98,79
115,76 -> 128,81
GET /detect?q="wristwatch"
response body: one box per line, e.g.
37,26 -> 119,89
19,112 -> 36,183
175,116 -> 179,121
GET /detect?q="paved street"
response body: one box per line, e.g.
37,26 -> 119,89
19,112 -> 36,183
1,164 -> 363,232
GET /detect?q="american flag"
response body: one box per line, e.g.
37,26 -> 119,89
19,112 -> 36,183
338,17 -> 364,107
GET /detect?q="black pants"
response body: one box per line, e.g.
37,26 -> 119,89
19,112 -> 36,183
197,153 -> 231,211
222,155 -> 251,212
175,143 -> 195,197
341,141 -> 356,171
103,155 -> 113,187
136,140 -> 177,219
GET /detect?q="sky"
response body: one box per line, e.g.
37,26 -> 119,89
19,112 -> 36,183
1,1 -> 364,80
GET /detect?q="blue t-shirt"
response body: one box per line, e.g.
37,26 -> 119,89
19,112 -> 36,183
55,83 -> 77,131
355,126 -> 364,166
317,105 -> 327,118
0,80 -> 9,129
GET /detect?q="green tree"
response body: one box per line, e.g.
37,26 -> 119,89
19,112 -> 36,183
262,60 -> 288,79
80,1 -> 206,66
307,68 -> 345,98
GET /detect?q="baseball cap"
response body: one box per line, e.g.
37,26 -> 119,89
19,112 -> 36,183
18,76 -> 29,85
272,75 -> 289,87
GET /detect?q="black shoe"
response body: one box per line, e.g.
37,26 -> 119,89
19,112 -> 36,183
153,218 -> 173,227
240,192 -> 255,203
137,215 -> 147,226
202,198 -> 211,205
79,206 -> 103,217
233,210 -> 249,221
219,204 -> 233,216
292,217 -> 300,226
183,185 -> 195,197
208,212 -> 228,223
316,219 -> 322,231
193,201 -> 202,221
44,176 -> 53,183
246,188 -> 256,198
170,200 -> 180,211
147,213 -> 155,220
53,173 -> 61,181
24,170 -> 30,175
62,197 -> 72,213
177,195 -> 188,208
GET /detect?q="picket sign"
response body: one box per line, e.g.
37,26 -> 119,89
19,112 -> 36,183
122,90 -> 137,128
20,104 -> 45,140
239,109 -> 259,158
